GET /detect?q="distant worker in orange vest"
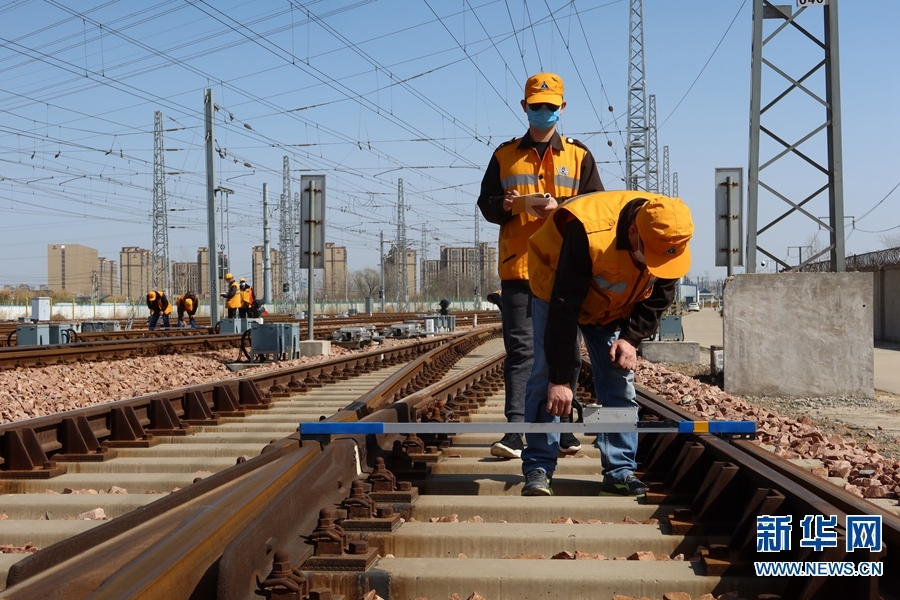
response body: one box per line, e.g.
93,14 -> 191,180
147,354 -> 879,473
146,290 -> 172,330
239,278 -> 256,318
220,273 -> 241,318
176,292 -> 199,329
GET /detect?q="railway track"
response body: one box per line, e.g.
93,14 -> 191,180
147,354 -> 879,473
0,334 -> 243,370
0,311 -> 502,347
0,326 -> 893,599
0,312 -> 501,369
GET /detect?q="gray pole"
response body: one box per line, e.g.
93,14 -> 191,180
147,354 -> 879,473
379,231 -> 386,313
474,205 -> 480,309
825,1 -> 846,272
262,183 -> 272,307
204,89 -> 219,327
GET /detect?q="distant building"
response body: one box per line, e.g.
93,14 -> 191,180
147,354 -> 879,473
251,246 -> 282,301
421,243 -> 497,297
383,244 -> 417,299
119,246 -> 154,300
47,244 -> 98,295
97,257 -> 119,297
323,243 -> 348,300
197,247 -> 229,299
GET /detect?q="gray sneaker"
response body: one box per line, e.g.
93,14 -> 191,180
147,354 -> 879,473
522,468 -> 553,496
600,473 -> 647,496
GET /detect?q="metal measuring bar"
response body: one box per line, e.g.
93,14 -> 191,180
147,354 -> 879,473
299,406 -> 757,438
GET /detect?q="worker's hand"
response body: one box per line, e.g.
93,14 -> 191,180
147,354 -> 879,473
502,190 -> 519,211
546,383 -> 573,418
609,339 -> 638,371
532,196 -> 558,219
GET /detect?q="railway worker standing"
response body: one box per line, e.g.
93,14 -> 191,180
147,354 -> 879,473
176,291 -> 199,329
239,279 -> 256,318
477,72 -> 604,460
221,273 -> 241,318
520,191 -> 694,496
146,290 -> 173,330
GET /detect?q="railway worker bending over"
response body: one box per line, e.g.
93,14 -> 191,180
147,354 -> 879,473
176,291 -> 199,329
146,290 -> 173,331
520,191 -> 694,497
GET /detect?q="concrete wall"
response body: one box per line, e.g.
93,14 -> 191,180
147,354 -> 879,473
724,273 -> 873,399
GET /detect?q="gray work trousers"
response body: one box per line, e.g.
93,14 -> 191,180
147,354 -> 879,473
500,280 -> 533,423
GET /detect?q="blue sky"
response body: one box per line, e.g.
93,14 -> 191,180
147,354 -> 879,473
0,0 -> 896,289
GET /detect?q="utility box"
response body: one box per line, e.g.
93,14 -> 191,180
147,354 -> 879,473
657,315 -> 683,341
48,324 -> 77,344
250,323 -> 299,361
220,318 -> 262,334
16,324 -> 49,346
423,315 -> 456,333
30,297 -> 50,322
82,321 -> 121,333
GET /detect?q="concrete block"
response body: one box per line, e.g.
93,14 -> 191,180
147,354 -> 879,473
640,341 -> 700,364
724,273 -> 874,398
299,340 -> 330,357
710,345 -> 724,377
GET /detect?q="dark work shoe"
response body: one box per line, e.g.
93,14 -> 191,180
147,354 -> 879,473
491,432 -> 524,459
600,473 -> 647,496
558,432 -> 582,457
522,468 -> 553,496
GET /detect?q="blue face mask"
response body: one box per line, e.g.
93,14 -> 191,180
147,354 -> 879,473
526,106 -> 561,131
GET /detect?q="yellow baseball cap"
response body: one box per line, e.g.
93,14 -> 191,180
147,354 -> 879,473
524,73 -> 564,105
147,291 -> 157,301
635,197 -> 694,279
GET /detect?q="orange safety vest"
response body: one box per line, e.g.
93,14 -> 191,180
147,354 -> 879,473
529,191 -> 672,327
147,291 -> 173,315
177,294 -> 197,315
492,135 -> 591,281
225,281 -> 242,309
240,286 -> 254,308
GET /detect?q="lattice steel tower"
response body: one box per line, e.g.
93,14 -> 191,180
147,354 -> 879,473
647,94 -> 659,193
279,156 -> 294,310
662,146 -> 670,196
396,179 -> 408,312
747,1 -> 845,272
625,0 -> 649,191
152,111 -> 169,293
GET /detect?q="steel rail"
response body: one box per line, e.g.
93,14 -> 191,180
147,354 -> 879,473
0,334 -> 243,369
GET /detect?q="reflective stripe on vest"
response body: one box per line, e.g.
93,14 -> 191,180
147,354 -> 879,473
493,138 -> 588,281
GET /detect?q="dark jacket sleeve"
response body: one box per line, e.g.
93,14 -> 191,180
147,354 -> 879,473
477,154 -> 514,225
545,218 -> 592,385
618,278 -> 678,347
224,284 -> 236,299
159,296 -> 169,312
577,150 -> 604,195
